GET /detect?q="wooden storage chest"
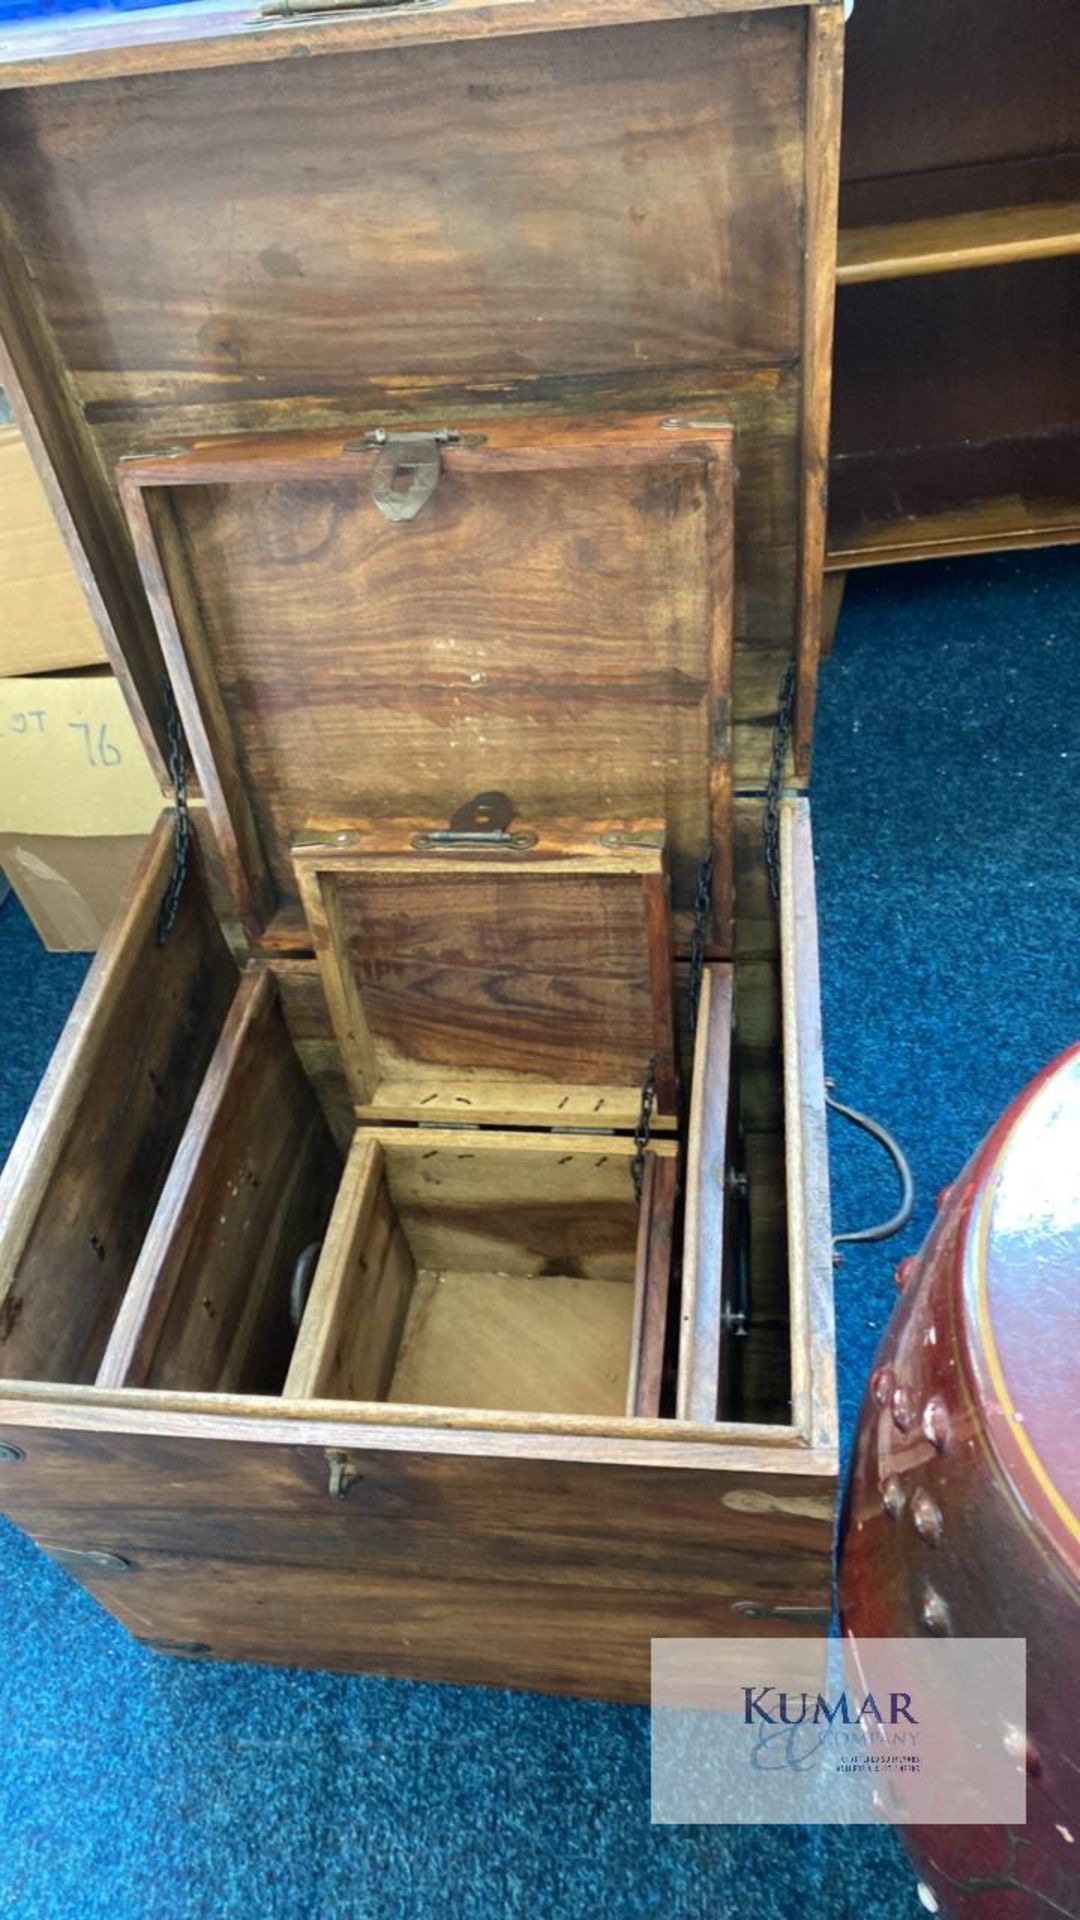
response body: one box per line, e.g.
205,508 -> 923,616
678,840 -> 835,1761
0,0 -> 842,1702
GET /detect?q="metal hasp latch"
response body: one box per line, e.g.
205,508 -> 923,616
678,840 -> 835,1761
326,1450 -> 362,1501
411,792 -> 538,853
357,428 -> 465,523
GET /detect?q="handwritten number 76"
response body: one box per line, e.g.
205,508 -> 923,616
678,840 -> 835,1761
68,722 -> 122,769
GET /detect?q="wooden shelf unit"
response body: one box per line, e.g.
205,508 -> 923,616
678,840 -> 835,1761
829,0 -> 1080,571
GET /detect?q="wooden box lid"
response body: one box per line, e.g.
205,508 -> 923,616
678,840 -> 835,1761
118,416 -> 734,952
294,817 -> 677,1131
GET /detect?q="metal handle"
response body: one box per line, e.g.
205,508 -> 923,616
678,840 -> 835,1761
289,1242 -> 323,1332
826,1084 -> 915,1246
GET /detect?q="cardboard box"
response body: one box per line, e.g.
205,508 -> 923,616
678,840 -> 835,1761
0,672 -> 163,950
0,421 -> 108,678
0,833 -> 149,951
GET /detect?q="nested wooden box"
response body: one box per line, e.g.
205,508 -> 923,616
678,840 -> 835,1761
0,0 -> 842,1701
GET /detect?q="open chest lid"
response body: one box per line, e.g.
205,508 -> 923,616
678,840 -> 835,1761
293,813 -> 678,1131
118,415 -> 735,955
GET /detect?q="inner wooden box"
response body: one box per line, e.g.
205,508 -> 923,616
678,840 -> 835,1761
286,1129 -> 677,1420
292,825 -> 679,1129
286,822 -> 681,1417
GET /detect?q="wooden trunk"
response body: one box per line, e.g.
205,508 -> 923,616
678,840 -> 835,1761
0,0 -> 842,1702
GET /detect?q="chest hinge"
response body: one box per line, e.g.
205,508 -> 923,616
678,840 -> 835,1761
411,790 -> 537,852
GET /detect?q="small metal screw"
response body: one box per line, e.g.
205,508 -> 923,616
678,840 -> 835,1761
0,1443 -> 25,1464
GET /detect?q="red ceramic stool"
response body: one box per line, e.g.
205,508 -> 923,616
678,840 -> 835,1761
839,1044 -> 1080,1918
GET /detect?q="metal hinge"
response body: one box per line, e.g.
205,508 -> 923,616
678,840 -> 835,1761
348,428 -> 484,523
411,791 -> 537,852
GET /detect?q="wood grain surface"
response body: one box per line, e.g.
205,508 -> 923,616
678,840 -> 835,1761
830,258 -> 1080,566
831,0 -> 1080,569
373,1128 -> 652,1282
387,1271 -> 637,1419
840,0 -> 1080,206
793,1 -> 844,776
0,206 -> 173,787
0,0 -> 844,1697
0,1419 -> 835,1700
0,6 -> 820,803
289,1128 -> 673,1418
679,964 -> 735,1422
0,20 -> 802,381
779,801 -> 836,1456
627,1154 -> 677,1418
838,199 -> 1080,285
285,1138 -> 411,1404
295,828 -> 677,1125
97,970 -> 342,1394
0,820 -> 237,1385
119,421 -> 734,945
0,0 -> 820,91
267,960 -> 353,1149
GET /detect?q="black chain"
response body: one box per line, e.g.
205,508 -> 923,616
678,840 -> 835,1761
687,847 -> 713,1045
631,1056 -> 656,1204
764,660 -> 796,906
155,678 -> 191,947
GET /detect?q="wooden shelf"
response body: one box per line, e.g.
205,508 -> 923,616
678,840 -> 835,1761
827,432 -> 1080,569
838,199 -> 1080,286
832,1 -> 1080,569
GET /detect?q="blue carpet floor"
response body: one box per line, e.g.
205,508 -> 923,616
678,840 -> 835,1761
1,547 -> 1078,1919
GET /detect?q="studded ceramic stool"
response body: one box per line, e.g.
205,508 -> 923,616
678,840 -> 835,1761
839,1043 -> 1080,1919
